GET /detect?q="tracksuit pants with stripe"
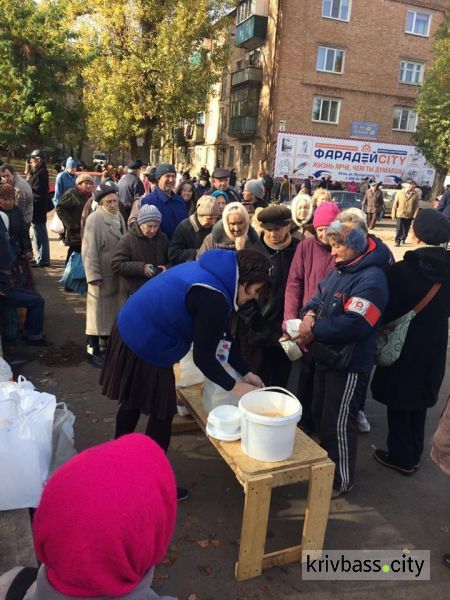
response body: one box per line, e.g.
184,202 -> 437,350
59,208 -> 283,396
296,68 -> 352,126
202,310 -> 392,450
312,368 -> 369,493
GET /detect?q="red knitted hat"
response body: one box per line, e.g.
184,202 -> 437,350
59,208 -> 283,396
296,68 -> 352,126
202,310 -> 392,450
33,434 -> 176,597
313,201 -> 340,228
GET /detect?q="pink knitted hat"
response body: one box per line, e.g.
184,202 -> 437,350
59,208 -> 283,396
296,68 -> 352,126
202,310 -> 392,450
33,434 -> 176,597
313,201 -> 340,228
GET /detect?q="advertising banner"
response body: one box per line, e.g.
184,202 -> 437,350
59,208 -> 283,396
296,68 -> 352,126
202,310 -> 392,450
274,132 -> 435,186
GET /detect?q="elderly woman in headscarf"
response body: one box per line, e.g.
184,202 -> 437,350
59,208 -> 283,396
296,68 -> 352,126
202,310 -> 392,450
295,217 -> 390,498
82,181 -> 126,367
290,192 -> 314,240
197,201 -> 265,256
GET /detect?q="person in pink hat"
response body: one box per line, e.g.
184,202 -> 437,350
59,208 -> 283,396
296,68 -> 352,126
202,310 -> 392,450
0,434 -> 178,600
283,201 -> 340,432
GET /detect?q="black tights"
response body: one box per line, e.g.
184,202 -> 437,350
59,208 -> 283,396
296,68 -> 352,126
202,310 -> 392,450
115,403 -> 173,453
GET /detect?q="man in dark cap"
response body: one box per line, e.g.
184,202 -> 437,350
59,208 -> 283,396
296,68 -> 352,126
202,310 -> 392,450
141,164 -> 187,239
27,149 -> 50,267
211,167 -> 239,203
237,204 -> 299,387
117,161 -> 145,223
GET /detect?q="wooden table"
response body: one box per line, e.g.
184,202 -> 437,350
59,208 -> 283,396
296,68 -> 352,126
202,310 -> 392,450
177,384 -> 335,581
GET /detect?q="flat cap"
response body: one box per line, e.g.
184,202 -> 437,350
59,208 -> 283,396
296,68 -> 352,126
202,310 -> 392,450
211,167 -> 230,179
257,204 -> 292,229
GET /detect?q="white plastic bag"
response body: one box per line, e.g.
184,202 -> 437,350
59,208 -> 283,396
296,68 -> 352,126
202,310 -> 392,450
50,212 -> 65,234
202,363 -> 242,413
177,347 -> 204,388
49,402 -> 76,476
0,380 -> 57,510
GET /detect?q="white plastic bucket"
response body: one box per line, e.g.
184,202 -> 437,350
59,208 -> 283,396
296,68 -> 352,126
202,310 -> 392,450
239,387 -> 302,462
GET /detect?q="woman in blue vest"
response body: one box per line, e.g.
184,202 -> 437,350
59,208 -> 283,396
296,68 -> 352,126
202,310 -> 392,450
100,248 -> 271,500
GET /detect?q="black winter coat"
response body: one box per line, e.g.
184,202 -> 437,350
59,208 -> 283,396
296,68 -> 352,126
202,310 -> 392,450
239,235 -> 299,346
2,206 -> 32,256
168,214 -> 212,265
27,163 -> 49,224
56,187 -> 88,247
110,220 -> 169,303
371,247 -> 450,411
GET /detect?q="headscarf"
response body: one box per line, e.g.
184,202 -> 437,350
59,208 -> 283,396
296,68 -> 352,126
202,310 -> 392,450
33,434 -> 176,598
222,201 -> 250,251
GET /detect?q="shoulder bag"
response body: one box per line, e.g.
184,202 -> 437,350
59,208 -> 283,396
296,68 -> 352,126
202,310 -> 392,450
375,283 -> 441,367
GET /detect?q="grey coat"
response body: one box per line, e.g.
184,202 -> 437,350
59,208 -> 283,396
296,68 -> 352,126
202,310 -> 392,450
111,220 -> 169,303
81,207 -> 125,336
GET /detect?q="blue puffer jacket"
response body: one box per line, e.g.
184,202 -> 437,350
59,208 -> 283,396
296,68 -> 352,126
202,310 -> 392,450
302,237 -> 390,373
118,249 -> 238,367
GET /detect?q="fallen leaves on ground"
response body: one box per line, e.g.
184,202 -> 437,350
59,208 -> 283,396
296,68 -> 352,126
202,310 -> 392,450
196,534 -> 221,549
188,594 -> 200,600
162,550 -> 178,567
153,572 -> 168,582
39,342 -> 86,366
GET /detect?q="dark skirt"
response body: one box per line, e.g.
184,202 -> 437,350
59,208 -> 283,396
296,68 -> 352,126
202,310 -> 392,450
100,323 -> 177,420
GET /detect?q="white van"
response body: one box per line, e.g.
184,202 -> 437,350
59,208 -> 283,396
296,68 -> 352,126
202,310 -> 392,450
93,151 -> 107,166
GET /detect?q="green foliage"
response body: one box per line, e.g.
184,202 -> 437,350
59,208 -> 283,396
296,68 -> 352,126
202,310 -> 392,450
414,12 -> 450,174
66,0 -> 233,151
0,0 -> 85,151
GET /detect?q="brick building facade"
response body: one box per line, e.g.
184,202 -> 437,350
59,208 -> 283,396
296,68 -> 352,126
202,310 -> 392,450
186,0 -> 448,179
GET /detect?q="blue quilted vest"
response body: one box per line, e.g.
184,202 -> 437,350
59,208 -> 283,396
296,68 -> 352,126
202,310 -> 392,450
118,250 -> 238,367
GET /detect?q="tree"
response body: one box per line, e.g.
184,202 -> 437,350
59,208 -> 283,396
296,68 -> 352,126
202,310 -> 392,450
414,12 -> 450,192
66,0 -> 233,158
0,0 -> 85,153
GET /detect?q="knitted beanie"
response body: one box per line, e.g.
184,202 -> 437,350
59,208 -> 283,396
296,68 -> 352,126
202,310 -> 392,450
244,179 -> 265,199
313,201 -> 340,228
137,203 -> 162,225
65,157 -> 77,169
33,434 -> 177,597
196,195 -> 221,217
155,163 -> 176,180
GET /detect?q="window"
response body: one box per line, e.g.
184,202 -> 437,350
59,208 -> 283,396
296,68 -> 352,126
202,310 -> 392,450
405,10 -> 431,36
237,0 -> 256,25
218,107 -> 226,136
399,60 -> 424,84
220,70 -> 228,101
230,87 -> 260,118
196,112 -> 205,125
317,46 -> 345,73
322,0 -> 351,22
312,97 -> 341,124
228,146 -> 235,167
241,144 -> 252,167
393,107 -> 418,132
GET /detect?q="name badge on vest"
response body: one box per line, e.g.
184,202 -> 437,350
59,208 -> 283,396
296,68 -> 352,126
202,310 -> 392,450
216,339 -> 231,363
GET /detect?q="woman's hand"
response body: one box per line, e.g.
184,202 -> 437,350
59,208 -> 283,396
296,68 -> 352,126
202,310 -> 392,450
90,279 -> 103,287
294,315 -> 315,346
144,265 -> 155,278
157,265 -> 167,273
231,382 -> 259,397
242,372 -> 264,388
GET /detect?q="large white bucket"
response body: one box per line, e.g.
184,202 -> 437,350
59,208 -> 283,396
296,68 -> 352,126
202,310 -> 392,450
238,387 -> 302,462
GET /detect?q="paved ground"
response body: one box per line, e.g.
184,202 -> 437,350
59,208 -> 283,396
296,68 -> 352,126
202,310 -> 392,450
1,217 -> 449,599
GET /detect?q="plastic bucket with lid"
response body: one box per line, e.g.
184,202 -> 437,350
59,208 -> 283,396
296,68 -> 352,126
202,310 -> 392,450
238,387 -> 302,462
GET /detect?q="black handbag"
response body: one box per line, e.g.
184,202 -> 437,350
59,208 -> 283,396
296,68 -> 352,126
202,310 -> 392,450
308,293 -> 355,371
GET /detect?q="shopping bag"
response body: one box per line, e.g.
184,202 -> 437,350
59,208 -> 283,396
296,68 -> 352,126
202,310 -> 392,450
0,380 -> 57,510
50,212 -> 65,234
61,251 -> 87,294
49,402 -> 76,476
177,347 -> 204,388
202,363 -> 242,413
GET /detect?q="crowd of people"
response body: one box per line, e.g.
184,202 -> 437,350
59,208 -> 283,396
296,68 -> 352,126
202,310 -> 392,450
1,152 -> 450,596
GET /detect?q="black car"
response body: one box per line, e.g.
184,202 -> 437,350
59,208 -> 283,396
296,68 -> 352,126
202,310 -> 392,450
330,191 -> 364,210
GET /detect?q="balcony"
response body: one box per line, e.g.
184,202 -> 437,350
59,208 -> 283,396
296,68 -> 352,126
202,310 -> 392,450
185,124 -> 205,143
231,66 -> 263,88
173,127 -> 186,146
228,116 -> 258,138
235,15 -> 268,50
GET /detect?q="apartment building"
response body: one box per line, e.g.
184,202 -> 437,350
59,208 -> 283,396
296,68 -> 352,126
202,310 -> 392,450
183,0 -> 447,179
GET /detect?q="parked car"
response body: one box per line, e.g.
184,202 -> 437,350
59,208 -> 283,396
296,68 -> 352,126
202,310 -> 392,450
382,188 -> 431,217
330,191 -> 364,210
93,151 -> 108,166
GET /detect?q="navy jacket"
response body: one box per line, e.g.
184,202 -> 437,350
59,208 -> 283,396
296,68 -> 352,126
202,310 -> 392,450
141,187 -> 188,239
303,237 -> 390,372
118,249 -> 238,367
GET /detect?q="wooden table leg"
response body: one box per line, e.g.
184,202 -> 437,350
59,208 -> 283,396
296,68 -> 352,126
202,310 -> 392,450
301,460 -> 335,561
235,476 -> 272,581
